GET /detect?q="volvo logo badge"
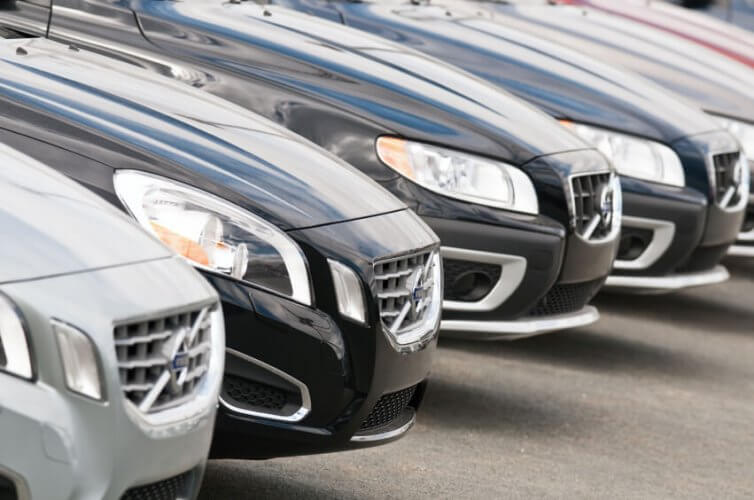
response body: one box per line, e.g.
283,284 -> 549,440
407,268 -> 427,319
596,183 -> 614,231
733,159 -> 744,189
162,329 -> 191,394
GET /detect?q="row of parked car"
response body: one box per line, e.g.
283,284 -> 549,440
0,0 -> 751,498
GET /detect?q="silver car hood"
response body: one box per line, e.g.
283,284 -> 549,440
0,144 -> 171,283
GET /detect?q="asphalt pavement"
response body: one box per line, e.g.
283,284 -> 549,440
199,257 -> 754,499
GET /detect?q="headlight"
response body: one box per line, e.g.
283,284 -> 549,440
53,320 -> 103,400
561,122 -> 685,187
0,292 -> 33,380
114,170 -> 312,306
712,115 -> 754,160
376,137 -> 539,215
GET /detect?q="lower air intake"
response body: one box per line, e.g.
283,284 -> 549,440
222,375 -> 287,412
121,471 -> 191,500
360,385 -> 417,432
528,278 -> 605,317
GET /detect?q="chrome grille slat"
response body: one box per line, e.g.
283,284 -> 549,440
114,306 -> 214,414
712,151 -> 744,209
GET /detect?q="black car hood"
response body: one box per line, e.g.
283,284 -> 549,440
284,0 -> 723,143
131,0 -> 589,165
480,2 -> 754,124
0,37 -> 406,231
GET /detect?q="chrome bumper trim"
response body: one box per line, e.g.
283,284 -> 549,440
613,216 -> 675,271
727,245 -> 754,257
219,348 -> 311,423
605,265 -> 729,293
440,305 -> 599,341
441,247 -> 527,312
350,408 -> 416,443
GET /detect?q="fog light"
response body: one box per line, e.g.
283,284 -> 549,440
618,229 -> 653,262
328,260 -> 366,324
53,320 -> 104,401
449,271 -> 494,302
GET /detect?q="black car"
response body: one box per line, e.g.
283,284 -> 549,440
671,0 -> 754,31
276,0 -> 749,292
0,0 -> 625,338
0,35 -> 443,459
479,0 -> 754,257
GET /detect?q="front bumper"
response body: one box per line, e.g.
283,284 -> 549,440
209,210 -> 440,459
0,257 -> 221,500
605,265 -> 729,293
442,305 -> 599,340
606,175 -> 739,293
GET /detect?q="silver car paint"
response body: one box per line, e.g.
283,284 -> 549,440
0,144 -> 225,500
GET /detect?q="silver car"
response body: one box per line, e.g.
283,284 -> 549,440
0,144 -> 225,500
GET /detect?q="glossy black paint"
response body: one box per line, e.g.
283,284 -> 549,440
3,2 -> 621,322
0,36 -> 439,458
274,0 -> 743,275
468,0 -> 754,224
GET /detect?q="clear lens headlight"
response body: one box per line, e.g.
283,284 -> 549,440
562,121 -> 685,187
0,293 -> 33,380
376,137 -> 539,215
712,115 -> 754,160
53,320 -> 103,400
328,259 -> 366,324
114,170 -> 312,306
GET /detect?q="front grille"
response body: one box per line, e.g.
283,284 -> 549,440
570,172 -> 615,241
360,385 -> 417,432
712,151 -> 744,207
443,258 -> 501,301
0,474 -> 17,500
375,249 -> 439,340
222,375 -> 287,411
121,471 -> 191,500
114,306 -> 214,414
527,278 -> 605,317
678,244 -> 730,273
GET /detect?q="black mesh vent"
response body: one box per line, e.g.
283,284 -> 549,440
678,244 -> 730,273
443,258 -> 501,301
571,173 -> 614,240
0,474 -> 17,500
222,375 -> 287,411
527,278 -> 604,317
360,385 -> 417,432
743,208 -> 754,233
121,471 -> 190,500
713,152 -> 743,205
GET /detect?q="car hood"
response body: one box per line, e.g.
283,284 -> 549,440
562,0 -> 754,69
0,143 -> 172,283
0,37 -> 406,231
484,2 -> 754,124
132,0 -> 589,165
311,0 -> 722,143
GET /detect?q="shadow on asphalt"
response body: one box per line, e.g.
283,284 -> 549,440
439,327 -> 713,379
725,256 -> 754,278
200,460 -> 360,500
595,288 -> 753,338
419,374 -> 584,436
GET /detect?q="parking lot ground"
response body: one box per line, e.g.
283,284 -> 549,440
200,257 -> 754,499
